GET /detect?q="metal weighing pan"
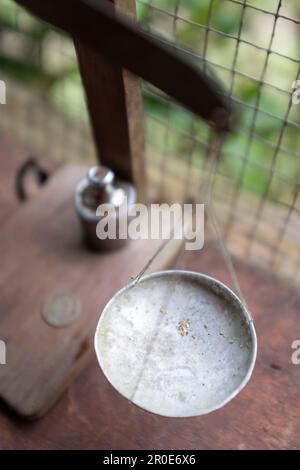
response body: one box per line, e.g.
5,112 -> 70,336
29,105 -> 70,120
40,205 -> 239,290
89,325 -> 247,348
95,270 -> 257,418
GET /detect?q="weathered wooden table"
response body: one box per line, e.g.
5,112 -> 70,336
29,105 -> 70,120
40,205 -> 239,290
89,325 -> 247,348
0,134 -> 299,449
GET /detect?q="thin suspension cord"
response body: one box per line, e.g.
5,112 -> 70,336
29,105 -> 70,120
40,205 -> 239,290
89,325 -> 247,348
133,132 -> 247,310
205,135 -> 247,308
129,131 -> 251,403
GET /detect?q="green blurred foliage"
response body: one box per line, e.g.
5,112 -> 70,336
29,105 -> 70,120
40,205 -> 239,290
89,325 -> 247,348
0,0 -> 299,201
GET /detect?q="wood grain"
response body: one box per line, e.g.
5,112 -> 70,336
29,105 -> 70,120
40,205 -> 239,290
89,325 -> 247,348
0,137 -> 299,448
1,237 -> 300,448
0,164 -> 183,419
74,0 -> 146,200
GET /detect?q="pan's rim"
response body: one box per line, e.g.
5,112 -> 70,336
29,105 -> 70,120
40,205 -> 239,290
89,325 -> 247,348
94,269 -> 257,418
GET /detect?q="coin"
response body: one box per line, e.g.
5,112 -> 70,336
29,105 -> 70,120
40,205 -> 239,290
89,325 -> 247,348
42,292 -> 80,327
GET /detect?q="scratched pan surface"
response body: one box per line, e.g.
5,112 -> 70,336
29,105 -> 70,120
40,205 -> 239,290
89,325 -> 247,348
94,270 -> 257,418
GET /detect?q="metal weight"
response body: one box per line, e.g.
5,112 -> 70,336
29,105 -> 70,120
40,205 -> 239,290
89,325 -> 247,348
75,165 -> 136,251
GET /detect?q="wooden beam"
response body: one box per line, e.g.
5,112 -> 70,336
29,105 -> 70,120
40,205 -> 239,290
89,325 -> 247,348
74,0 -> 146,200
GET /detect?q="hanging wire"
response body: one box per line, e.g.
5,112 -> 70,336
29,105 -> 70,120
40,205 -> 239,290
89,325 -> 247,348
138,0 -> 300,285
134,129 -> 247,309
2,0 -> 300,283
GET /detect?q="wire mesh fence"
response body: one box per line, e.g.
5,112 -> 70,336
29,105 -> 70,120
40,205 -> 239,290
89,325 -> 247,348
1,0 -> 300,283
137,0 -> 300,282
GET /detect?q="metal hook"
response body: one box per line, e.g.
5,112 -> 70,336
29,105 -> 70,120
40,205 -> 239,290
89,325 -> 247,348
15,157 -> 49,201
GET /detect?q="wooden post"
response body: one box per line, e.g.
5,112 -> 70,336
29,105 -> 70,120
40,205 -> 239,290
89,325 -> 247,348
74,0 -> 146,200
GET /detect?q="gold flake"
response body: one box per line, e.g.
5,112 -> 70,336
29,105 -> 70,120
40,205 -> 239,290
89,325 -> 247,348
178,319 -> 190,336
160,307 -> 168,315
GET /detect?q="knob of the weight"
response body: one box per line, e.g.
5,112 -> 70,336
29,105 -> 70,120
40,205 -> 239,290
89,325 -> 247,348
75,164 -> 136,251
87,166 -> 114,188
